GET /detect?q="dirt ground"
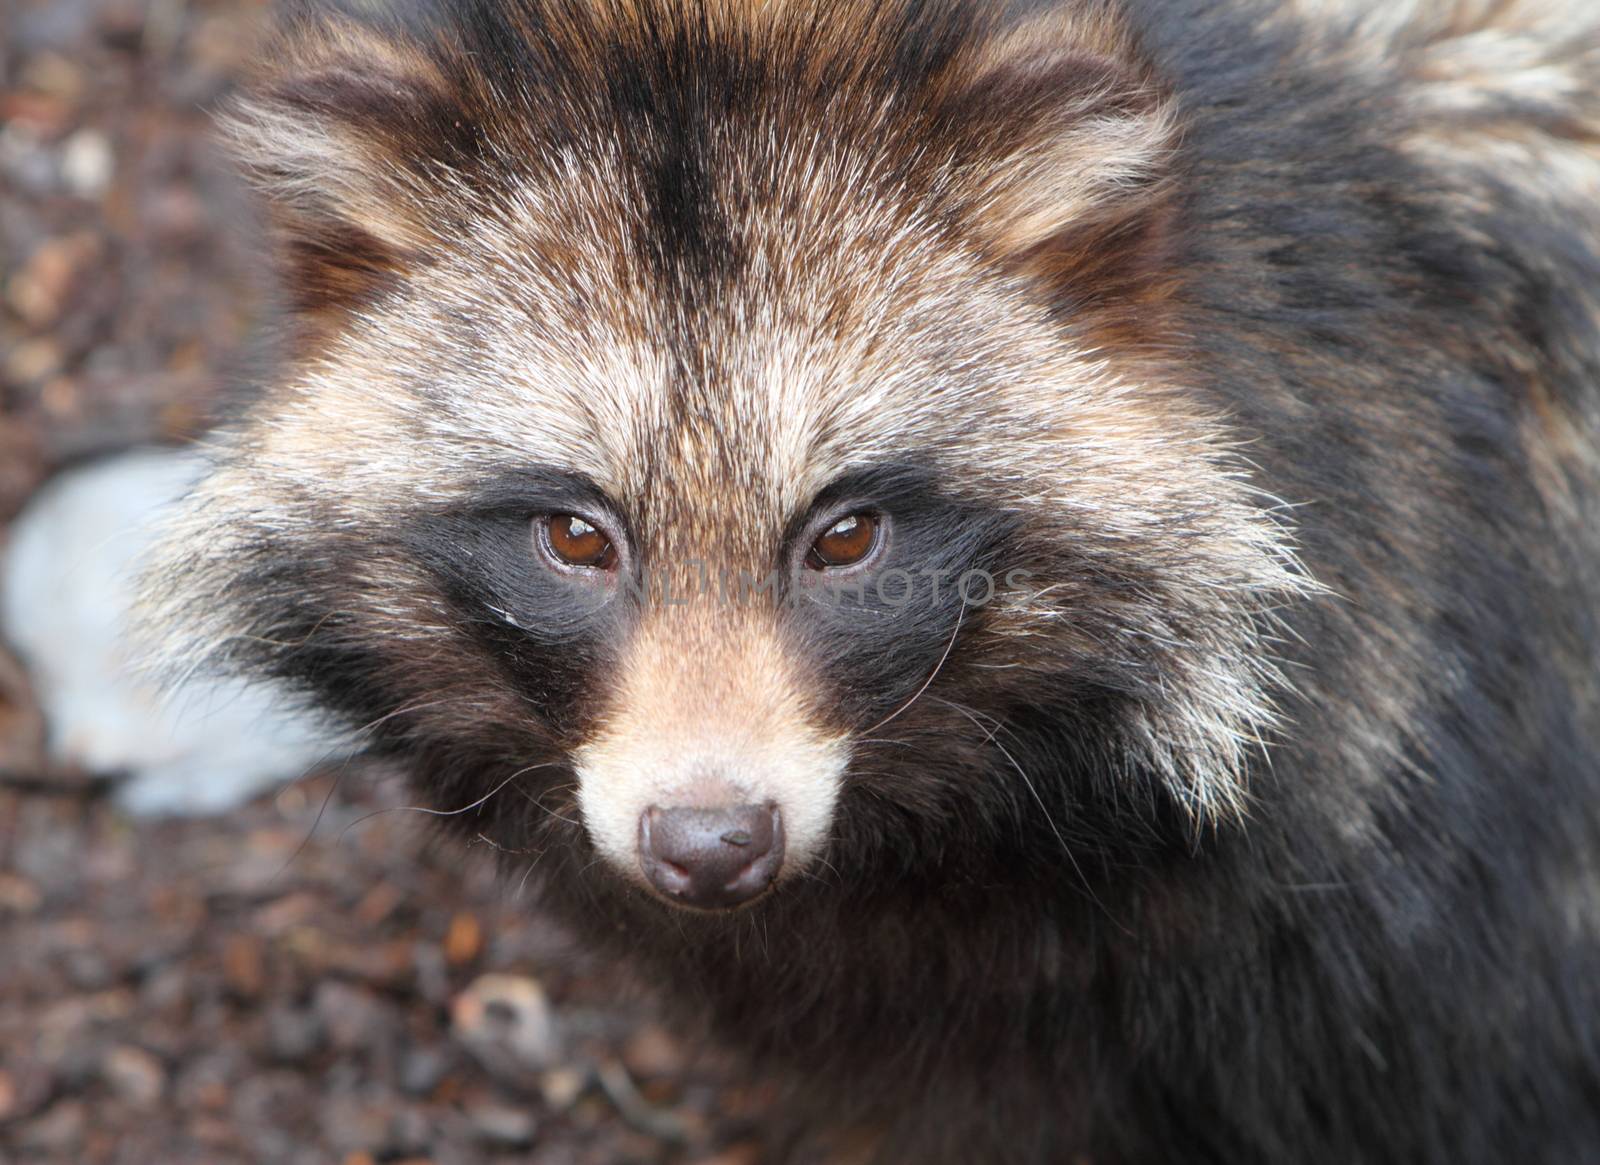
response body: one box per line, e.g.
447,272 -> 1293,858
0,2 -> 768,1161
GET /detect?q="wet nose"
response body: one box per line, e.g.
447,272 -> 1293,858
638,804 -> 784,909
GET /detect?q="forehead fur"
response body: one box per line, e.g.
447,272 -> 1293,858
232,0 -> 1179,525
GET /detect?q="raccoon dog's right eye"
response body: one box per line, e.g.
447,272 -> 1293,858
540,514 -> 618,570
806,512 -> 880,570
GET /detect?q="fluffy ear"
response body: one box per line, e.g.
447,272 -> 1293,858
223,15 -> 482,320
956,12 -> 1180,329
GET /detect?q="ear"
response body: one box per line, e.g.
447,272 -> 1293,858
223,15 -> 482,321
956,13 -> 1180,329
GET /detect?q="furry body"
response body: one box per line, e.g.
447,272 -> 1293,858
147,1 -> 1600,1161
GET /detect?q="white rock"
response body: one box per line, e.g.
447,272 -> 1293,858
0,446 -> 351,816
59,129 -> 113,199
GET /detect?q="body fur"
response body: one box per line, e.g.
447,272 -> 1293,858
145,1 -> 1600,1161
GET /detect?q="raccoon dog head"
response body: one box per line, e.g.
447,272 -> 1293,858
147,1 -> 1310,913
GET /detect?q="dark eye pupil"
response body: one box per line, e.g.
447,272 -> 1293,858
546,514 -> 614,568
808,512 -> 878,569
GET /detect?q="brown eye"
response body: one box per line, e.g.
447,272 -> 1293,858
543,513 -> 616,570
806,512 -> 879,570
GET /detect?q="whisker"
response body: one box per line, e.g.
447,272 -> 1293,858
347,696 -> 458,740
339,761 -> 561,839
513,780 -> 582,827
862,604 -> 967,736
929,695 -> 1003,745
270,688 -> 535,878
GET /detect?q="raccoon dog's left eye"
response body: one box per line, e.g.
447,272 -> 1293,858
541,513 -> 618,570
806,512 -> 880,570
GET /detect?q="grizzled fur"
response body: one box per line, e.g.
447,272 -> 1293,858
145,0 -> 1600,1161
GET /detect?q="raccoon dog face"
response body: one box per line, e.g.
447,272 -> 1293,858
148,1 -> 1310,913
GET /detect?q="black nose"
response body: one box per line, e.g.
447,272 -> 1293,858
639,804 -> 784,909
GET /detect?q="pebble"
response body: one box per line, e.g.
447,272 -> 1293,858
0,123 -> 58,194
100,1044 -> 166,1108
174,1053 -> 235,1112
443,912 -> 483,967
264,1004 -> 325,1064
17,52 -> 85,102
2,336 -> 63,386
17,1099 -> 86,1153
451,973 -> 561,1076
412,940 -> 452,1006
64,948 -> 116,991
58,129 -> 112,198
222,933 -> 267,998
399,1046 -> 452,1097
315,981 -> 400,1056
139,962 -> 192,1017
623,1023 -> 684,1079
319,1094 -> 395,1155
467,1102 -> 537,1147
0,873 -> 43,916
539,1066 -> 589,1112
3,231 -> 98,327
389,1104 -> 434,1155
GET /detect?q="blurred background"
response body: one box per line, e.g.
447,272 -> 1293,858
0,1 -> 766,1161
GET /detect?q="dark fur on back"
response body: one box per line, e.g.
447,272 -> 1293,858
145,1 -> 1600,1161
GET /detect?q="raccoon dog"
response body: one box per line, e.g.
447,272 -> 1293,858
145,0 -> 1600,1161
